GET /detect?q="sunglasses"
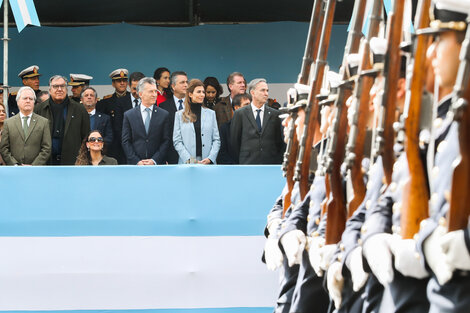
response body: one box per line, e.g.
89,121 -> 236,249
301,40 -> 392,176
88,137 -> 104,143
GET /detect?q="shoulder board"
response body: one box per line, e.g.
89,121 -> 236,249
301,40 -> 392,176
10,92 -> 17,96
103,94 -> 113,99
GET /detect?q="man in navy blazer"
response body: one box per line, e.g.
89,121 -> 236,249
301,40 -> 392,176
81,87 -> 113,146
122,77 -> 170,165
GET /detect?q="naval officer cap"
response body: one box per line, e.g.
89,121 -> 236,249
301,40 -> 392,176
18,65 -> 41,79
69,74 -> 93,86
319,71 -> 342,107
109,68 -> 129,80
282,83 -> 311,115
417,0 -> 470,35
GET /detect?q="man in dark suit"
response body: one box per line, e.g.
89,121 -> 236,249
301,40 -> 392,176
122,77 -> 170,165
230,78 -> 284,164
35,75 -> 90,165
214,72 -> 246,128
159,71 -> 188,164
81,86 -> 113,146
217,93 -> 251,164
8,65 -> 43,117
0,86 -> 51,165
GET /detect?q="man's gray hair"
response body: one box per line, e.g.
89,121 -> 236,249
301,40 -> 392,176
80,86 -> 98,99
137,77 -> 156,93
16,86 -> 36,102
49,75 -> 68,86
247,78 -> 267,94
170,71 -> 187,86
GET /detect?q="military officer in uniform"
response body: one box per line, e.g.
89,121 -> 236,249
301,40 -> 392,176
69,74 -> 93,102
8,65 -> 42,117
96,68 -> 129,162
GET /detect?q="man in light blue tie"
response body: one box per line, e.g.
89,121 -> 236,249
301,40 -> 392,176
121,77 -> 170,165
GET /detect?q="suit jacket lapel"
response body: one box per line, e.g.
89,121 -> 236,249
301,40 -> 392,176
14,115 -> 25,141
201,107 -> 208,127
25,113 -> 38,141
261,106 -> 272,135
245,107 -> 259,133
64,104 -> 73,136
149,106 -> 159,135
136,106 -> 147,135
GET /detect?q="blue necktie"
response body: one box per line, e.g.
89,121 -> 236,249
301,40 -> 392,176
134,99 -> 139,108
178,99 -> 183,110
144,107 -> 151,134
256,109 -> 262,132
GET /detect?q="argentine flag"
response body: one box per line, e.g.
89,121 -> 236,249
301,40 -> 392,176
1,0 -> 40,32
0,165 -> 284,313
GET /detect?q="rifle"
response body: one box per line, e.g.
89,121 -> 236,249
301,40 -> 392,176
399,0 -> 431,239
294,0 -> 336,200
344,0 -> 383,217
372,0 -> 405,185
447,21 -> 470,232
281,0 -> 325,215
323,0 -> 368,244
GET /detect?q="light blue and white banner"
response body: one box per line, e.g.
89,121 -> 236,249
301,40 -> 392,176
0,165 -> 285,313
6,0 -> 40,32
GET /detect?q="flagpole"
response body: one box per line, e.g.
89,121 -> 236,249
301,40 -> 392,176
3,0 -> 9,116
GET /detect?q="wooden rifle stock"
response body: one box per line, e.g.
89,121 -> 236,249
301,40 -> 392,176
324,0 -> 368,244
294,0 -> 336,200
400,0 -> 431,239
344,0 -> 383,217
281,0 -> 324,213
374,0 -> 404,185
447,22 -> 470,232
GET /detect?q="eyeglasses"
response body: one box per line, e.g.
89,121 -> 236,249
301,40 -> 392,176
88,137 -> 104,143
51,84 -> 67,90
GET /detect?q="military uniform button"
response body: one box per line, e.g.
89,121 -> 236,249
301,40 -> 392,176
357,238 -> 362,245
312,231 -> 319,237
281,224 -> 286,229
433,118 -> 443,128
340,243 -> 345,251
315,217 -> 320,225
307,215 -> 311,222
439,217 -> 447,227
392,202 -> 402,214
437,140 -> 447,153
390,182 -> 397,192
419,219 -> 427,230
337,253 -> 343,262
365,200 -> 371,210
444,190 -> 450,202
361,225 -> 367,234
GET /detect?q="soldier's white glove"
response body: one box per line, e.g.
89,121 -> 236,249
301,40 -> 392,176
327,261 -> 344,309
319,244 -> 338,272
308,236 -> 325,276
267,218 -> 282,236
363,233 -> 394,286
346,246 -> 369,291
389,235 -> 429,279
264,236 -> 283,271
441,229 -> 470,271
280,230 -> 306,267
423,225 -> 453,285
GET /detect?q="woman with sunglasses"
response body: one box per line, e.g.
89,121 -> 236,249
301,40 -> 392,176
75,130 -> 117,165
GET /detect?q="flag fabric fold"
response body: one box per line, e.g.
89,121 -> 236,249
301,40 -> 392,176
8,0 -> 40,32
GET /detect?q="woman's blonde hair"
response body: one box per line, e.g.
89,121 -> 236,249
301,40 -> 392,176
182,79 -> 204,123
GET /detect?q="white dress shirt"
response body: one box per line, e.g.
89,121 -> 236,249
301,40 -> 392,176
251,103 -> 265,128
130,93 -> 140,108
89,109 -> 96,116
19,111 -> 32,127
141,104 -> 153,124
173,95 -> 185,111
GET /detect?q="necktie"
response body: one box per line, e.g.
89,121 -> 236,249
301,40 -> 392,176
134,99 -> 139,108
256,109 -> 262,132
22,116 -> 29,138
178,99 -> 183,110
144,107 -> 151,134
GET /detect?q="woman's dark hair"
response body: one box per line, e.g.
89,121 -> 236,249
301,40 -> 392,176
182,79 -> 205,123
75,130 -> 106,165
153,67 -> 171,94
203,76 -> 223,99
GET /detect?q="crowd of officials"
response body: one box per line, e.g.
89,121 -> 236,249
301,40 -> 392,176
0,67 -> 285,166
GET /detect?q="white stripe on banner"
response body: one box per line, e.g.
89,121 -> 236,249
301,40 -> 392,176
0,236 -> 278,310
17,0 -> 32,25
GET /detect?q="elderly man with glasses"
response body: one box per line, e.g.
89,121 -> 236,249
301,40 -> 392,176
35,75 -> 90,165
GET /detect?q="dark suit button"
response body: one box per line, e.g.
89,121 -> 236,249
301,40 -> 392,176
202,134 -> 204,136
146,140 -> 149,142
203,144 -> 205,147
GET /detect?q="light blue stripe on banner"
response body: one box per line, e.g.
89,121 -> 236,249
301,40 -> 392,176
0,166 -> 284,237
9,0 -> 40,32
2,309 -> 273,313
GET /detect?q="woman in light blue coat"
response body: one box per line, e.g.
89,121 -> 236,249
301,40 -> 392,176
173,79 -> 220,164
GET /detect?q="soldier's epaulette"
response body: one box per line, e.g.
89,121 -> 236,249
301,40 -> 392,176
103,94 -> 113,100
10,91 -> 17,96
